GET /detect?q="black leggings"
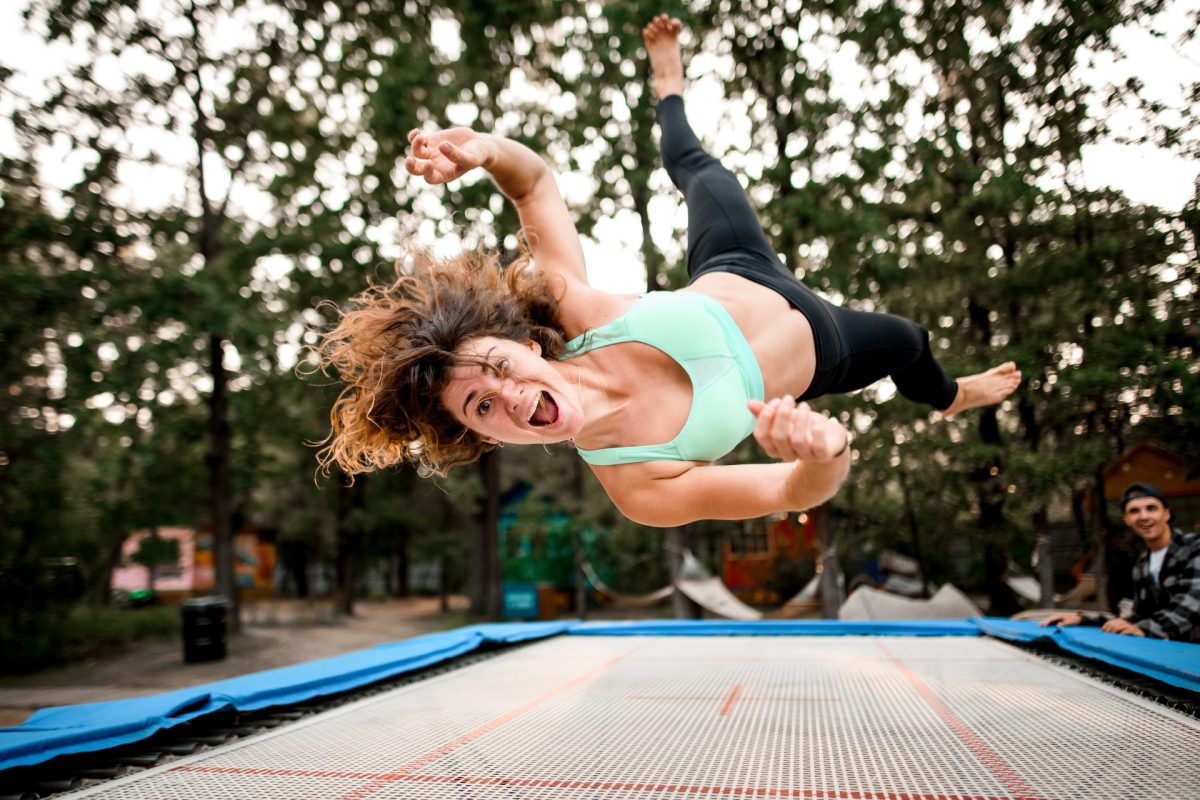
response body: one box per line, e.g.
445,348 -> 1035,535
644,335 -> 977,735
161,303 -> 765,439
655,94 -> 958,410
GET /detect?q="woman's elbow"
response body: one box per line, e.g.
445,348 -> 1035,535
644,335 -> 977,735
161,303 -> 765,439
809,472 -> 847,508
780,457 -> 850,513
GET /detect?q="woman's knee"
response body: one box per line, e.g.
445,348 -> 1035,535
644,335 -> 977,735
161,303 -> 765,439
662,147 -> 722,186
892,316 -> 931,354
834,307 -> 927,358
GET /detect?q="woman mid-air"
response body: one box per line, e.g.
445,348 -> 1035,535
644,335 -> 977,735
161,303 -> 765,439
319,15 -> 1021,527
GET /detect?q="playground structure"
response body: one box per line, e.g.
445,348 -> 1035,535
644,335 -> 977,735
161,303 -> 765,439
580,547 -> 825,621
110,527 -> 277,604
587,549 -> 988,622
500,485 -> 826,620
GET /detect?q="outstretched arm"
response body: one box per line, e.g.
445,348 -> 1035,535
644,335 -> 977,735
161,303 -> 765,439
594,399 -> 851,527
605,458 -> 850,528
405,127 -> 589,293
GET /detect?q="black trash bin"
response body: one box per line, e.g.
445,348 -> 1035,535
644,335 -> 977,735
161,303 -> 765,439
180,596 -> 228,663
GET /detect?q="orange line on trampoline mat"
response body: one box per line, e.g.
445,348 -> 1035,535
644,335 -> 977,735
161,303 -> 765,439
627,690 -> 838,717
627,695 -> 838,703
171,765 -> 1019,799
335,645 -> 643,800
718,684 -> 742,716
878,642 -> 1044,800
627,695 -> 725,700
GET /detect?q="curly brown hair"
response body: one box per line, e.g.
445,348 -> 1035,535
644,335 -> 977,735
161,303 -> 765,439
317,248 -> 569,477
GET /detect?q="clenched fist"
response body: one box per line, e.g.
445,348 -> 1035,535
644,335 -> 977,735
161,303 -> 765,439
747,397 -> 849,463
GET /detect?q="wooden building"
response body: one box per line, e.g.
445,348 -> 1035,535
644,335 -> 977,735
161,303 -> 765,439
1103,443 -> 1200,529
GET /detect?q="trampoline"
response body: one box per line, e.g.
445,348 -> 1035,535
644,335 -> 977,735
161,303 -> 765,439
48,629 -> 1200,800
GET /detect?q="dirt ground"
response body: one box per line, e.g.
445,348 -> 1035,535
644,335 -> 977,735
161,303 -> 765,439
0,596 -> 474,728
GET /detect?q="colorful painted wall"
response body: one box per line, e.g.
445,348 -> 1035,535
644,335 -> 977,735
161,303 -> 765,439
111,527 -> 276,598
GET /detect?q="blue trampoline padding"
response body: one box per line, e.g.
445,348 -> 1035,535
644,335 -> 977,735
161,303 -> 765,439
569,619 -> 982,637
976,618 -> 1200,693
4,616 -> 1195,771
0,621 -> 571,771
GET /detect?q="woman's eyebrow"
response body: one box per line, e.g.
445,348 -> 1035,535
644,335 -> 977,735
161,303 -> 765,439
462,347 -> 498,415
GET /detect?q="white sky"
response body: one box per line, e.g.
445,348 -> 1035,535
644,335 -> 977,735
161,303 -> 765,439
1,2 -> 1197,298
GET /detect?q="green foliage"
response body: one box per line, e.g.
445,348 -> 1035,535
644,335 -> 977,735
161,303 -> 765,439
685,0 -> 1197,602
131,534 -> 180,571
583,519 -> 672,596
2,0 -> 1195,622
0,603 -> 179,675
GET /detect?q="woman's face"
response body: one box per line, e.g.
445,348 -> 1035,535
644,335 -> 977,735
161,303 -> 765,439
440,336 -> 582,446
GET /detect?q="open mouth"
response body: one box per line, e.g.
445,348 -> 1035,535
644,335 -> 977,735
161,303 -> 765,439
528,391 -> 560,427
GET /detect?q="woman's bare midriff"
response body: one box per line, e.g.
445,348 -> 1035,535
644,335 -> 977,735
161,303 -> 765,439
688,272 -> 817,399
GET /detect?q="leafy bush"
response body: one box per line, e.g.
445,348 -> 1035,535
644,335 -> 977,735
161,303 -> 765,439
0,603 -> 180,674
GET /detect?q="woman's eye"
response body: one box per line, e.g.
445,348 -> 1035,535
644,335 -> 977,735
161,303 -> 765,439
477,398 -> 492,416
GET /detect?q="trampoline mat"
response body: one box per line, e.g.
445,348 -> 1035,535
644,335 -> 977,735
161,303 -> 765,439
72,635 -> 1200,799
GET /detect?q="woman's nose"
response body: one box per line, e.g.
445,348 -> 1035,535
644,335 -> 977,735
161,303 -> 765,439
499,380 -> 523,410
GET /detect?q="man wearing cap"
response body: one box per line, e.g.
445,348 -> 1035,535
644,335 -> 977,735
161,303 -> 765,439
1041,483 -> 1200,642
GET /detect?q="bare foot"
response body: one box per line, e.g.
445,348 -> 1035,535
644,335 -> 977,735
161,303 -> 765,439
643,14 -> 684,100
942,361 -> 1022,417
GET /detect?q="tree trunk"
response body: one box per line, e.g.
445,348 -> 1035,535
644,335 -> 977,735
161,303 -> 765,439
208,335 -> 239,633
666,525 -> 701,619
96,444 -> 136,604
574,532 -> 588,620
389,529 -> 409,598
975,409 -> 1020,616
101,536 -> 126,605
439,553 -> 450,614
335,540 -> 357,616
284,543 -> 310,598
1033,507 -> 1054,606
335,473 -> 366,616
189,36 -> 239,632
1018,392 -> 1052,606
1091,467 -> 1109,612
146,525 -> 160,594
572,456 -> 587,619
295,553 -> 309,598
898,474 -> 931,597
813,504 -> 843,618
631,105 -> 665,291
397,547 -> 409,598
470,450 -> 502,618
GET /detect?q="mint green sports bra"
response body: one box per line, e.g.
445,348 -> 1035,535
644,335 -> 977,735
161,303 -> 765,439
561,291 -> 765,465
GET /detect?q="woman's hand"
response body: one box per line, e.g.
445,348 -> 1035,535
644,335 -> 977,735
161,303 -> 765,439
405,127 -> 494,185
747,397 -> 849,463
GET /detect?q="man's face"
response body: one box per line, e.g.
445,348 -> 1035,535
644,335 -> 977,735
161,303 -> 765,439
1123,497 -> 1172,549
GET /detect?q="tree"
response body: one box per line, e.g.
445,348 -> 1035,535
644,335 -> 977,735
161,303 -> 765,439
130,530 -> 181,592
4,0 -> 1192,637
10,0 -> 453,626
684,0 -> 1197,609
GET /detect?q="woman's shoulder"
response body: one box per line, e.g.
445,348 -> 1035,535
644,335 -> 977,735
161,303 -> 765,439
555,281 -> 638,339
